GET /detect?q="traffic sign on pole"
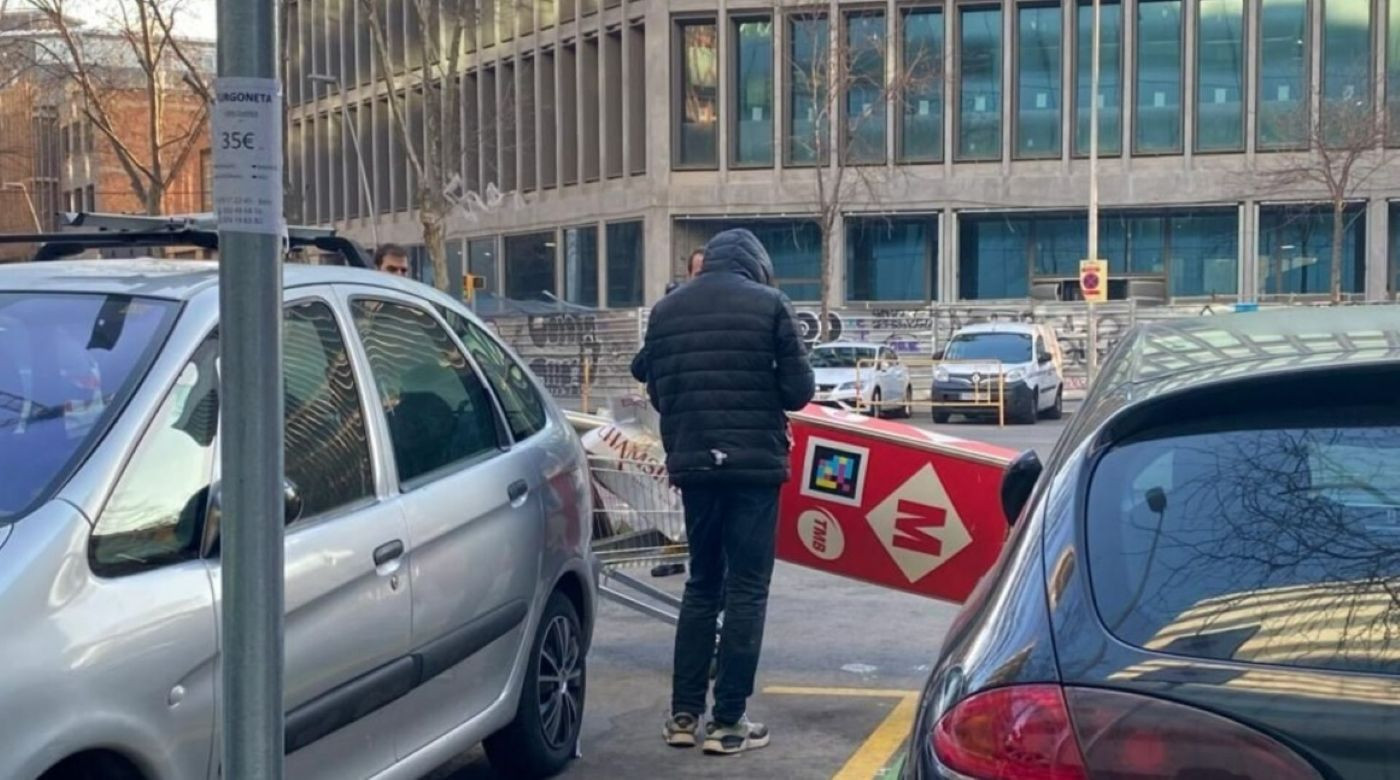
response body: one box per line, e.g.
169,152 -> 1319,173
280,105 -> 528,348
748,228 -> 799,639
1080,259 -> 1108,303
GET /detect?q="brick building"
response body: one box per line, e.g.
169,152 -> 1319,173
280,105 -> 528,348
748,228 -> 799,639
0,10 -> 214,262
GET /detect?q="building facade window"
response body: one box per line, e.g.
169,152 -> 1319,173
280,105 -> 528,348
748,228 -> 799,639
846,215 -> 937,301
1135,0 -> 1184,154
504,231 -> 557,300
563,226 -> 599,306
675,19 -> 719,168
468,237 -> 497,294
1389,0 -> 1400,142
957,5 -> 1003,161
1195,0 -> 1245,152
1389,204 -> 1400,294
733,17 -> 775,166
1016,3 -> 1063,158
1323,0 -> 1372,115
676,218 -> 823,300
1258,205 -> 1366,295
959,209 -> 1238,300
787,14 -> 830,166
845,10 -> 887,164
899,6 -> 944,163
1075,0 -> 1123,155
606,221 -> 644,308
1258,0 -> 1309,148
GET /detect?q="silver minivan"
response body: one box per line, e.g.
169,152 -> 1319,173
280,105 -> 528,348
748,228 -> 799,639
0,260 -> 596,780
931,321 -> 1065,424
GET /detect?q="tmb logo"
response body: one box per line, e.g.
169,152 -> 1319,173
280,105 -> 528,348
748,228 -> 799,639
797,508 -> 845,562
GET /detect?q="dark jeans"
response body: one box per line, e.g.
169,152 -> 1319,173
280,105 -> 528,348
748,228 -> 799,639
671,483 -> 780,725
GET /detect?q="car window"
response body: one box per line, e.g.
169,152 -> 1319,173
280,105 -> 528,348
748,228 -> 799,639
284,301 -> 375,519
811,346 -> 878,368
944,332 -> 1033,364
351,299 -> 501,485
0,293 -> 178,521
92,337 -> 219,576
439,307 -> 548,442
1087,413 -> 1400,676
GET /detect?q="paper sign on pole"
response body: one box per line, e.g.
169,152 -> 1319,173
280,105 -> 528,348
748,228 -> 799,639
1080,259 -> 1108,303
211,77 -> 284,236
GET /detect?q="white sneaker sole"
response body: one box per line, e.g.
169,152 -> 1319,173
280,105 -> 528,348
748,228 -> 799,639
702,733 -> 770,755
664,728 -> 698,748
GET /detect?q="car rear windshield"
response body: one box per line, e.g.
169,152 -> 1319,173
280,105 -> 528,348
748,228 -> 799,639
811,346 -> 877,369
945,333 -> 1032,364
0,293 -> 177,521
1087,408 -> 1400,677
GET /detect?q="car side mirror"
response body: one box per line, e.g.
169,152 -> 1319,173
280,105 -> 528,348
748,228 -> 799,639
201,478 -> 304,556
1038,351 -> 1053,365
1000,449 -> 1044,526
932,348 -> 945,361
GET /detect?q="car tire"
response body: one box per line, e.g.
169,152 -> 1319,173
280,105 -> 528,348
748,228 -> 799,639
933,411 -> 951,424
1012,389 -> 1038,425
1042,387 -> 1064,420
897,386 -> 913,419
484,592 -> 586,779
867,388 -> 883,417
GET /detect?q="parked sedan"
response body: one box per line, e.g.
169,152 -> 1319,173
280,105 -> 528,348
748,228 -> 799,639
904,307 -> 1400,779
811,342 -> 913,417
0,261 -> 596,780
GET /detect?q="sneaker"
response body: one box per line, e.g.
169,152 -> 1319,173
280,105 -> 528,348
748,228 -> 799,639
663,713 -> 701,748
702,716 -> 770,755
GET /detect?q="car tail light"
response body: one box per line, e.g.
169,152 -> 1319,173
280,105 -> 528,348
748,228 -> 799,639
1065,687 -> 1320,779
932,685 -> 1088,780
932,685 -> 1319,780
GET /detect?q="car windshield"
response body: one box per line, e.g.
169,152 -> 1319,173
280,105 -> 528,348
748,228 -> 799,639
1087,411 -> 1400,676
811,346 -> 878,369
0,293 -> 177,521
944,332 -> 1033,364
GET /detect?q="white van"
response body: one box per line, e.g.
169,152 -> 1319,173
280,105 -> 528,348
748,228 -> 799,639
931,322 -> 1065,424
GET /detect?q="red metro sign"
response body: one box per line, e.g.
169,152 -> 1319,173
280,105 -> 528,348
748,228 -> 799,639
777,405 -> 1017,604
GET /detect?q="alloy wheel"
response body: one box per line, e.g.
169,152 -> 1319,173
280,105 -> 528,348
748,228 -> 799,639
537,614 -> 584,751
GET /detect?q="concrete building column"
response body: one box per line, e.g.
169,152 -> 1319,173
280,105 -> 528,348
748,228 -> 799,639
1239,200 -> 1257,300
643,0 -> 673,303
1366,197 -> 1389,301
941,207 -> 958,303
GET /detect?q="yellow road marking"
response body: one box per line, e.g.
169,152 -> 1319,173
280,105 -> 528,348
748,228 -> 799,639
763,686 -> 920,779
763,685 -> 918,699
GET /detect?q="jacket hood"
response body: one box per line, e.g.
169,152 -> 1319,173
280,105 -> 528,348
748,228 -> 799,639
701,228 -> 774,286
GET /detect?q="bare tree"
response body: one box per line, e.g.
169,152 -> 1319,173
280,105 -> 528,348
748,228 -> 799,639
23,0 -> 210,216
359,0 -> 483,292
783,5 -> 937,334
1254,86 -> 1390,303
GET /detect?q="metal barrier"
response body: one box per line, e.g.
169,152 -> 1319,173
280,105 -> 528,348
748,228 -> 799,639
588,454 -> 689,624
844,358 -> 1006,426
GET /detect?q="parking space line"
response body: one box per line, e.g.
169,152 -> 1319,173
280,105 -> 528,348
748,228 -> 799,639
762,686 -> 919,780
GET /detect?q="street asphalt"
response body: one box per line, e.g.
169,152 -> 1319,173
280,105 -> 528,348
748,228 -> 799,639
426,411 -> 1072,780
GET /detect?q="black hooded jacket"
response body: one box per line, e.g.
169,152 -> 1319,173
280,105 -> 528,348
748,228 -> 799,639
631,229 -> 815,487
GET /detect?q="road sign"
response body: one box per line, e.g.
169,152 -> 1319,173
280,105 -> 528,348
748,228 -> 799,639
777,405 -> 1016,604
1080,259 -> 1108,302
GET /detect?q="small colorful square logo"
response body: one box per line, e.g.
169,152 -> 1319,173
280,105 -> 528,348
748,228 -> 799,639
801,438 -> 870,507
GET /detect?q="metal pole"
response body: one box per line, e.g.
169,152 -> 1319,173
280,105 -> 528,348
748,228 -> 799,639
4,183 -> 41,230
310,74 -> 379,246
1086,0 -> 1101,386
217,0 -> 285,777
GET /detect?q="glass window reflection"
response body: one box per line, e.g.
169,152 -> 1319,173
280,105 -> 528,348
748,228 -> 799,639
1075,1 -> 1123,155
846,216 -> 937,301
845,11 -> 887,163
1258,0 -> 1308,148
1017,4 -> 1062,158
900,7 -> 943,162
1135,0 -> 1183,153
734,18 -> 775,166
788,15 -> 830,165
958,6 -> 1002,160
677,20 -> 719,167
1196,0 -> 1244,151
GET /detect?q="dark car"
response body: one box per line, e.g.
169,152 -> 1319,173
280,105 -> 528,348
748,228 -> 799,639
904,306 -> 1400,780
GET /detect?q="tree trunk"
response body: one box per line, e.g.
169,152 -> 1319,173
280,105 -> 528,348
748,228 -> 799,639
818,218 -> 835,341
1331,201 -> 1345,304
420,190 -> 450,293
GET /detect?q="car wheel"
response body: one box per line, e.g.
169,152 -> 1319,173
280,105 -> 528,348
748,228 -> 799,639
933,411 -> 951,424
1012,390 -> 1038,425
867,388 -> 883,417
1042,387 -> 1064,420
484,592 -> 586,779
897,386 -> 913,419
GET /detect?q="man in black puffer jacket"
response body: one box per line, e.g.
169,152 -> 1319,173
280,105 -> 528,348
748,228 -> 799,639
631,228 -> 814,755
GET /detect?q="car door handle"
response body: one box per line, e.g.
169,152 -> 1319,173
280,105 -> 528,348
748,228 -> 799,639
508,479 -> 530,505
373,540 -> 405,567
